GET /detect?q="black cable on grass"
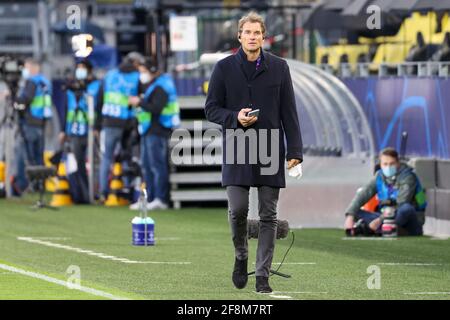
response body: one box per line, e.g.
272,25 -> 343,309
270,231 -> 295,277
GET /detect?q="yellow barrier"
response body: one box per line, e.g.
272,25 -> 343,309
50,163 -> 73,207
104,163 -> 129,206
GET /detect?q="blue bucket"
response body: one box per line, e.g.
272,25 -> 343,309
132,217 -> 155,246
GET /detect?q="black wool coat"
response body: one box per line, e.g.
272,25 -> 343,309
204,48 -> 303,188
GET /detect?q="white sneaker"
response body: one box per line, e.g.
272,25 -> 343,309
146,198 -> 168,210
129,202 -> 144,210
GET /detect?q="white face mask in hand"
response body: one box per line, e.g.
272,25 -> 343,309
288,163 -> 303,179
139,72 -> 151,84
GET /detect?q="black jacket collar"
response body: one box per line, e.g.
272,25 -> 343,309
235,47 -> 268,79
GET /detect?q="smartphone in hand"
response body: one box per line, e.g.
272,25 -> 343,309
246,109 -> 260,117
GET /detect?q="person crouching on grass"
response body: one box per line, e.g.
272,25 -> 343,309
344,147 -> 427,237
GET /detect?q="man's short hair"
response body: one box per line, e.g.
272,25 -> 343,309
238,11 -> 266,36
379,147 -> 399,161
125,51 -> 145,65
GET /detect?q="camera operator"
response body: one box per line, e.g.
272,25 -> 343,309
128,57 -> 180,211
12,58 -> 52,195
59,59 -> 102,203
344,148 -> 427,236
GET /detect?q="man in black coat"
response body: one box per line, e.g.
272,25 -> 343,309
204,12 -> 303,293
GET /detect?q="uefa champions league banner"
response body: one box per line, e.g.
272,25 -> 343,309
343,77 -> 450,159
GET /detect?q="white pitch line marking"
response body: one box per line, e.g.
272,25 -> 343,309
404,292 -> 450,295
30,237 -> 72,241
341,237 -> 397,241
272,291 -> 328,294
377,263 -> 442,266
121,260 -> 190,265
17,237 -> 191,265
273,262 -> 316,265
269,294 -> 293,299
0,263 -> 129,300
252,262 -> 316,265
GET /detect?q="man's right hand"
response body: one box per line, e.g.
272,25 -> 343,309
58,132 -> 66,145
128,96 -> 140,107
237,108 -> 258,127
344,215 -> 354,230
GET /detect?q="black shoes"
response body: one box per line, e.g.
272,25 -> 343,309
256,276 -> 272,293
232,258 -> 272,293
232,258 -> 248,289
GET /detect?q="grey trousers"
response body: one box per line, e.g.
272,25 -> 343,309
226,185 -> 280,277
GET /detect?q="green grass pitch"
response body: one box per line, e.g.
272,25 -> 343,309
0,196 -> 449,300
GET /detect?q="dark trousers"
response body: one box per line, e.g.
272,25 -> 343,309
99,127 -> 124,196
68,136 -> 89,203
226,185 -> 280,277
140,133 -> 169,203
356,203 -> 423,236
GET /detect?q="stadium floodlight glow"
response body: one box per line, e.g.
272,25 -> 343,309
71,34 -> 94,58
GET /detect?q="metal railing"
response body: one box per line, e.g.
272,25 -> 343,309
318,62 -> 450,78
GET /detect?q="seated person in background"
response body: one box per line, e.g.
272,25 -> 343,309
344,147 -> 427,236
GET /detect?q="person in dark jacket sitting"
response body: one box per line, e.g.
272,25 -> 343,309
344,147 -> 427,236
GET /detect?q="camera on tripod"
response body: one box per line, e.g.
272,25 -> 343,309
0,56 -> 23,98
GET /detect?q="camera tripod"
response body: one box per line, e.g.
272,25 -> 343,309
30,178 -> 57,211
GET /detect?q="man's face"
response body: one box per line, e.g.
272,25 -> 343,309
24,62 -> 39,76
138,65 -> 151,77
380,155 -> 399,169
138,65 -> 152,83
238,22 -> 264,53
380,154 -> 400,178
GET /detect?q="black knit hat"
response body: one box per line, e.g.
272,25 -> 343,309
142,57 -> 158,73
77,58 -> 93,71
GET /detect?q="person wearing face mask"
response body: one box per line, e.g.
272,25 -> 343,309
128,58 -> 180,210
11,58 -> 52,195
59,59 -> 102,203
95,52 -> 143,203
344,147 -> 427,236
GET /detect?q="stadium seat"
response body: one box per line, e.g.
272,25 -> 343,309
371,42 -> 413,65
362,12 -> 440,67
379,12 -> 437,45
432,13 -> 450,44
316,44 -> 370,69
